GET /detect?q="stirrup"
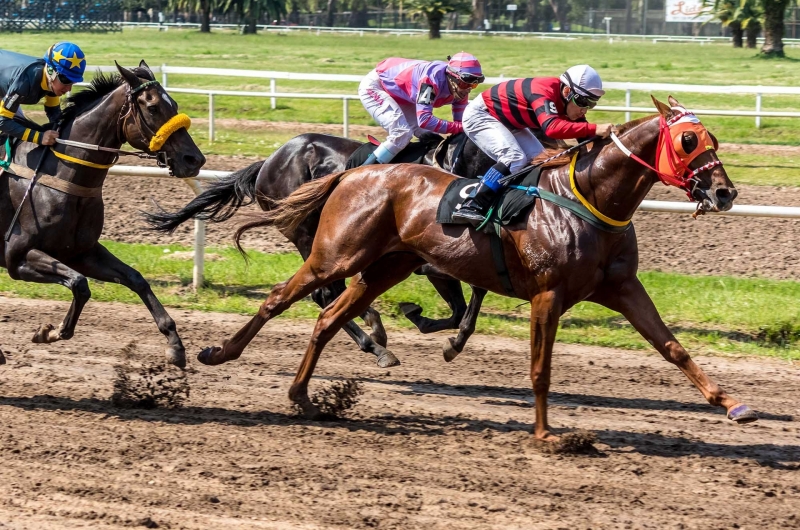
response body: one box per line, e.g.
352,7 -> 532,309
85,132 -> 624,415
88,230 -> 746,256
452,206 -> 486,225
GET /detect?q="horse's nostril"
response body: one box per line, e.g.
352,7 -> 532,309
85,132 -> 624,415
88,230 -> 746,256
183,154 -> 202,167
715,188 -> 735,203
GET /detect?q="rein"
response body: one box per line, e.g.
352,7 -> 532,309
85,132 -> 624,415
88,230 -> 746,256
52,79 -> 191,171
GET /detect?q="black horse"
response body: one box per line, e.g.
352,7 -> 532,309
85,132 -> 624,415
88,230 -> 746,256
144,132 -> 509,367
0,62 -> 205,368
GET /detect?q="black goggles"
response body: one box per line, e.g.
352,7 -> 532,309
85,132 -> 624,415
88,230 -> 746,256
572,93 -> 598,109
448,70 -> 485,88
56,72 -> 74,85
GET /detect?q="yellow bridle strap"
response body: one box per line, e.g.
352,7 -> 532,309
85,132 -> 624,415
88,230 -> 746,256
568,152 -> 631,228
149,113 -> 191,152
50,147 -> 115,169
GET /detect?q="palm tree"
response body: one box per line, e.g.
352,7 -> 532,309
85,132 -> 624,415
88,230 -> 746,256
406,0 -> 470,38
169,0 -> 219,32
704,0 -> 762,48
759,0 -> 791,56
225,0 -> 285,32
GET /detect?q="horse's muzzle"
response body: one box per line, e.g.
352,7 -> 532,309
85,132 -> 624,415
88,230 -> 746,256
695,186 -> 737,213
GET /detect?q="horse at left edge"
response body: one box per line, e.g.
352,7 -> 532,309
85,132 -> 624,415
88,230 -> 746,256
0,62 -> 205,368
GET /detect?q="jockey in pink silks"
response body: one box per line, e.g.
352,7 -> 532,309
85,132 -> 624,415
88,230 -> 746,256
357,52 -> 484,166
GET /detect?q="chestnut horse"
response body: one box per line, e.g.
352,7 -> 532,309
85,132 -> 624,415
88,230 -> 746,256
197,97 -> 757,442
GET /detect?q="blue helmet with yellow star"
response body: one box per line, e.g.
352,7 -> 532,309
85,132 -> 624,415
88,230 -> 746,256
44,42 -> 86,84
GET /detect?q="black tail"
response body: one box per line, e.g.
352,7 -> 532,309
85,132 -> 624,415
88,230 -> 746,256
143,160 -> 264,234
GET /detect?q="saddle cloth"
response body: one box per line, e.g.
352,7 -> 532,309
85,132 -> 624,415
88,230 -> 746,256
436,166 -> 544,230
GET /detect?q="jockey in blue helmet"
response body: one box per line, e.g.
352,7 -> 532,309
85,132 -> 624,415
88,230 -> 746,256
0,42 -> 86,146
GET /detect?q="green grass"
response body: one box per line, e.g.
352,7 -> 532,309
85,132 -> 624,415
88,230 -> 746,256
2,240 -> 798,360
5,30 -> 800,145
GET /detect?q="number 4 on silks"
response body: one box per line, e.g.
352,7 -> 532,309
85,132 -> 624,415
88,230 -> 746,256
417,84 -> 435,105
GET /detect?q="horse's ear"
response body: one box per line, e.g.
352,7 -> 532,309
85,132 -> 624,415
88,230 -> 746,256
651,95 -> 672,118
138,59 -> 154,76
668,95 -> 681,108
116,61 -> 141,90
709,131 -> 719,151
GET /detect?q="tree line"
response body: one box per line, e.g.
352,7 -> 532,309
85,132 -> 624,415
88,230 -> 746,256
121,0 -> 796,55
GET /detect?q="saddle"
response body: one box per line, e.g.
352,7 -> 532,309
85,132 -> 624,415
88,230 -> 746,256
436,166 -> 544,234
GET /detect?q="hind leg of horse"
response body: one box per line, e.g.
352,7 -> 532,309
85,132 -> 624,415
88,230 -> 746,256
5,249 -> 91,344
296,229 -> 393,363
528,290 -> 563,442
311,282 -> 398,368
66,244 -> 186,368
289,253 -> 425,418
443,286 -> 488,362
400,265 -> 467,334
596,278 -> 757,424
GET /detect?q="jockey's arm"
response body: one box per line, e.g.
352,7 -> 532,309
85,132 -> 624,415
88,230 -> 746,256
451,97 -> 468,123
0,80 -> 45,144
415,81 -> 462,135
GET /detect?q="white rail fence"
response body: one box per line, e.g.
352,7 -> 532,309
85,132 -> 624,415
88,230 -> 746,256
86,65 -> 800,136
108,166 -> 800,291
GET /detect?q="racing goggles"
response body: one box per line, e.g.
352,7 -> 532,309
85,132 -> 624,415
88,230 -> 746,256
56,73 -> 75,85
448,69 -> 485,89
571,92 -> 599,109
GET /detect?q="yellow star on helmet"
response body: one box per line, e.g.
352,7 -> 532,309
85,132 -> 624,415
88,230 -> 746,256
66,52 -> 84,70
52,49 -> 66,64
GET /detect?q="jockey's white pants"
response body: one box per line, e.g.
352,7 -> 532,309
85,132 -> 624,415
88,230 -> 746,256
462,96 -> 544,173
358,70 -> 420,156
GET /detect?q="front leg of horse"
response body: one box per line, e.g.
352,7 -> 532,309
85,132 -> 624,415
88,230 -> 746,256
528,290 -> 563,442
6,249 -> 91,345
399,272 -> 467,334
444,286 -> 487,362
599,278 -> 757,424
68,244 -> 186,368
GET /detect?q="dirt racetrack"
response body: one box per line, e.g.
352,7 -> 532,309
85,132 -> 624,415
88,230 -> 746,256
0,296 -> 798,529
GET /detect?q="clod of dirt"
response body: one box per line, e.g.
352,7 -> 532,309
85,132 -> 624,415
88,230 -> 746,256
111,343 -> 190,409
133,517 -> 159,528
295,379 -> 364,420
535,430 -> 599,455
0,348 -> 6,365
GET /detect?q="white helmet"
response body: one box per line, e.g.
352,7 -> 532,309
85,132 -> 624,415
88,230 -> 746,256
559,64 -> 605,99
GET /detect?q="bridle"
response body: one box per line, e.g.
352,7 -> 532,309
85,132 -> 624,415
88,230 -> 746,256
52,78 -> 191,174
610,108 -> 722,204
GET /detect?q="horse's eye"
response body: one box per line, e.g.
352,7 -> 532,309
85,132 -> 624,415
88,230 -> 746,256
147,105 -> 158,116
681,131 -> 698,154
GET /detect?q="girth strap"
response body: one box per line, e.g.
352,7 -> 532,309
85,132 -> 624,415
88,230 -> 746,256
7,163 -> 102,198
489,230 -> 516,297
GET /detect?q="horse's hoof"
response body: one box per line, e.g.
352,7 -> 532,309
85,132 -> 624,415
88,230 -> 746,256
0,349 -> 6,365
197,346 -> 223,366
32,324 -> 59,344
375,347 -> 400,368
398,302 -> 423,320
166,345 -> 187,369
728,404 -> 758,424
443,337 -> 462,363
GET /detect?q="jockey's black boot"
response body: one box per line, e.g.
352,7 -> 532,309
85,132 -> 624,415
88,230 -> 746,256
452,183 -> 497,225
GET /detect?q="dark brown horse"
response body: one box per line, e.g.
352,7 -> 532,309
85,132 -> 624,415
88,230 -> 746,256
144,132 -> 496,367
0,62 -> 205,368
194,96 -> 758,443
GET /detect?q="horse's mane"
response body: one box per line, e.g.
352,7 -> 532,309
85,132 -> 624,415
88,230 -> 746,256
532,113 -> 659,169
61,66 -> 155,123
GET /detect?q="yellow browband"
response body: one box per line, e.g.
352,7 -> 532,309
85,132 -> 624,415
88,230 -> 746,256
568,152 -> 631,228
149,113 -> 191,152
50,147 -> 115,169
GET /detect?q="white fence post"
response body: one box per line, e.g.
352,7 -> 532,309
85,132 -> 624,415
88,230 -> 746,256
270,78 -> 276,110
755,93 -> 762,129
343,98 -> 349,138
193,219 -> 205,291
625,89 -> 631,122
208,93 -> 215,143
162,64 -> 168,87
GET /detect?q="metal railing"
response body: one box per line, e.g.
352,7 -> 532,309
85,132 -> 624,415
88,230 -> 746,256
107,165 -> 800,291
